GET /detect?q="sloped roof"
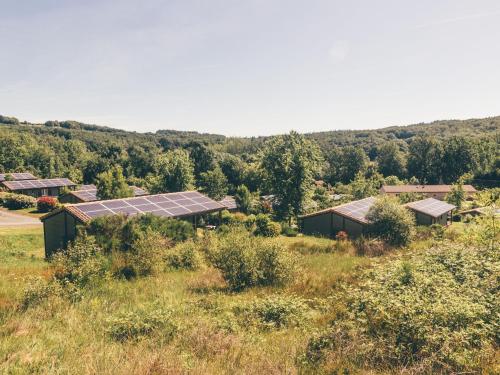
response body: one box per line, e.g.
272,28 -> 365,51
405,198 -> 456,218
0,172 -> 37,182
219,196 -> 237,210
300,197 -> 377,224
3,178 -> 76,190
381,185 -> 477,194
68,185 -> 148,202
41,191 -> 225,223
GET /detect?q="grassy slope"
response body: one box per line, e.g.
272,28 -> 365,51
0,228 -> 374,374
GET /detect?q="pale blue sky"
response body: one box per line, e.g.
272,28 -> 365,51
1,0 -> 499,136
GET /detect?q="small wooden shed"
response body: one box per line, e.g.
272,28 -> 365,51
299,197 -> 376,238
405,198 -> 456,226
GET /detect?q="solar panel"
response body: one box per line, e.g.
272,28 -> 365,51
0,172 -> 37,182
219,196 -> 237,210
2,178 -> 76,190
331,197 -> 376,224
406,198 -> 456,218
70,185 -> 148,202
68,191 -> 225,222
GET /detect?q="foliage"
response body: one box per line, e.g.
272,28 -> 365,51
36,196 -> 58,213
165,240 -> 203,270
397,191 -> 426,204
1,193 -> 37,209
199,166 -> 228,200
366,196 -> 416,246
106,304 -> 176,342
20,276 -> 62,310
376,142 -> 406,177
95,165 -> 133,200
280,222 -> 298,237
254,214 -> 281,237
327,146 -> 368,184
303,242 -> 499,373
446,178 -> 466,209
208,228 -> 295,291
407,136 -> 443,183
261,131 -> 323,221
234,184 -> 252,214
349,171 -> 380,199
150,148 -> 195,193
236,295 -> 310,329
353,236 -> 387,256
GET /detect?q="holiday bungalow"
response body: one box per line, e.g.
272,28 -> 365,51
2,178 -> 77,197
405,198 -> 456,226
380,185 -> 477,200
0,172 -> 37,182
40,191 -> 225,258
59,184 -> 148,204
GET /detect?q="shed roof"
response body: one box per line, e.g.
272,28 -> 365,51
405,198 -> 456,218
41,191 -> 225,223
0,172 -> 37,182
381,185 -> 477,194
68,185 -> 148,202
2,178 -> 76,190
300,197 -> 377,224
219,195 -> 237,210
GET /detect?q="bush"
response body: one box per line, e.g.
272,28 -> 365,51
106,304 -> 177,342
366,196 -> 416,247
236,295 -> 310,329
165,240 -> 203,270
281,222 -> 298,237
209,228 -> 295,291
52,235 -> 109,287
303,242 -> 499,373
2,193 -> 36,209
254,214 -> 281,237
20,276 -> 62,310
244,214 -> 256,230
37,196 -> 58,213
353,236 -> 387,257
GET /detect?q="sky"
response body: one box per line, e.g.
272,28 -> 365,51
1,0 -> 500,136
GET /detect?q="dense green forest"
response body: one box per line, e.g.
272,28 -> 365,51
1,114 -> 498,217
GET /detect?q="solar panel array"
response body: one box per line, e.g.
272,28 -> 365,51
71,185 -> 148,202
70,191 -> 225,221
0,172 -> 37,182
331,197 -> 376,224
3,178 -> 76,190
219,196 -> 237,210
406,198 -> 456,218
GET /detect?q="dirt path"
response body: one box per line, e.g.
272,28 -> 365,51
0,210 -> 41,227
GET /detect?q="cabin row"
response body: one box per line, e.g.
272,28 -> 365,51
300,196 -> 457,238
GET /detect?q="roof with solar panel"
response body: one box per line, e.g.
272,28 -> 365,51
41,191 -> 225,223
68,185 -> 148,202
405,198 -> 456,218
300,197 -> 377,224
2,178 -> 76,190
0,172 -> 37,182
219,196 -> 237,210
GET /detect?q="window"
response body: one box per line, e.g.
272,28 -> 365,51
41,188 -> 48,196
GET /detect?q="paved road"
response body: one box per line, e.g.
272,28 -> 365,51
0,210 -> 41,227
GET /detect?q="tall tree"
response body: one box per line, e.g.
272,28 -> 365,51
199,166 -> 228,200
376,142 -> 406,177
407,137 -> 443,183
96,166 -> 133,200
441,137 -> 478,183
151,149 -> 195,193
186,141 -> 216,180
235,184 -> 252,214
261,131 -> 323,221
340,146 -> 368,183
218,153 -> 246,193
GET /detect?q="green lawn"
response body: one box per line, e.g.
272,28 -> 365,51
0,206 -> 45,218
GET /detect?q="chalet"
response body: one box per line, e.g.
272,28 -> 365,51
380,185 -> 477,200
219,195 -> 237,212
2,178 -> 77,197
0,172 -> 37,182
40,191 -> 225,257
405,198 -> 455,226
299,197 -> 376,238
59,184 -> 148,204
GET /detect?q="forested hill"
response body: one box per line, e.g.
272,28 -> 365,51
0,113 -> 498,189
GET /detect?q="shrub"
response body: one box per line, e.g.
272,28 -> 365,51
36,196 -> 58,213
2,193 -> 36,209
106,304 -> 177,342
209,228 -> 295,291
244,214 -> 256,230
236,295 -> 310,329
254,214 -> 281,237
288,239 -> 335,254
303,242 -> 499,373
281,222 -> 298,237
353,236 -> 387,257
165,240 -> 203,270
52,235 -> 109,287
20,276 -> 62,310
366,196 -> 416,247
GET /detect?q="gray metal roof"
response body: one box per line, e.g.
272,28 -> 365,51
301,197 -> 376,224
3,178 -> 76,190
0,172 -> 37,182
69,185 -> 148,202
405,198 -> 456,218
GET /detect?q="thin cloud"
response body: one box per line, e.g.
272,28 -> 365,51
416,10 -> 500,29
